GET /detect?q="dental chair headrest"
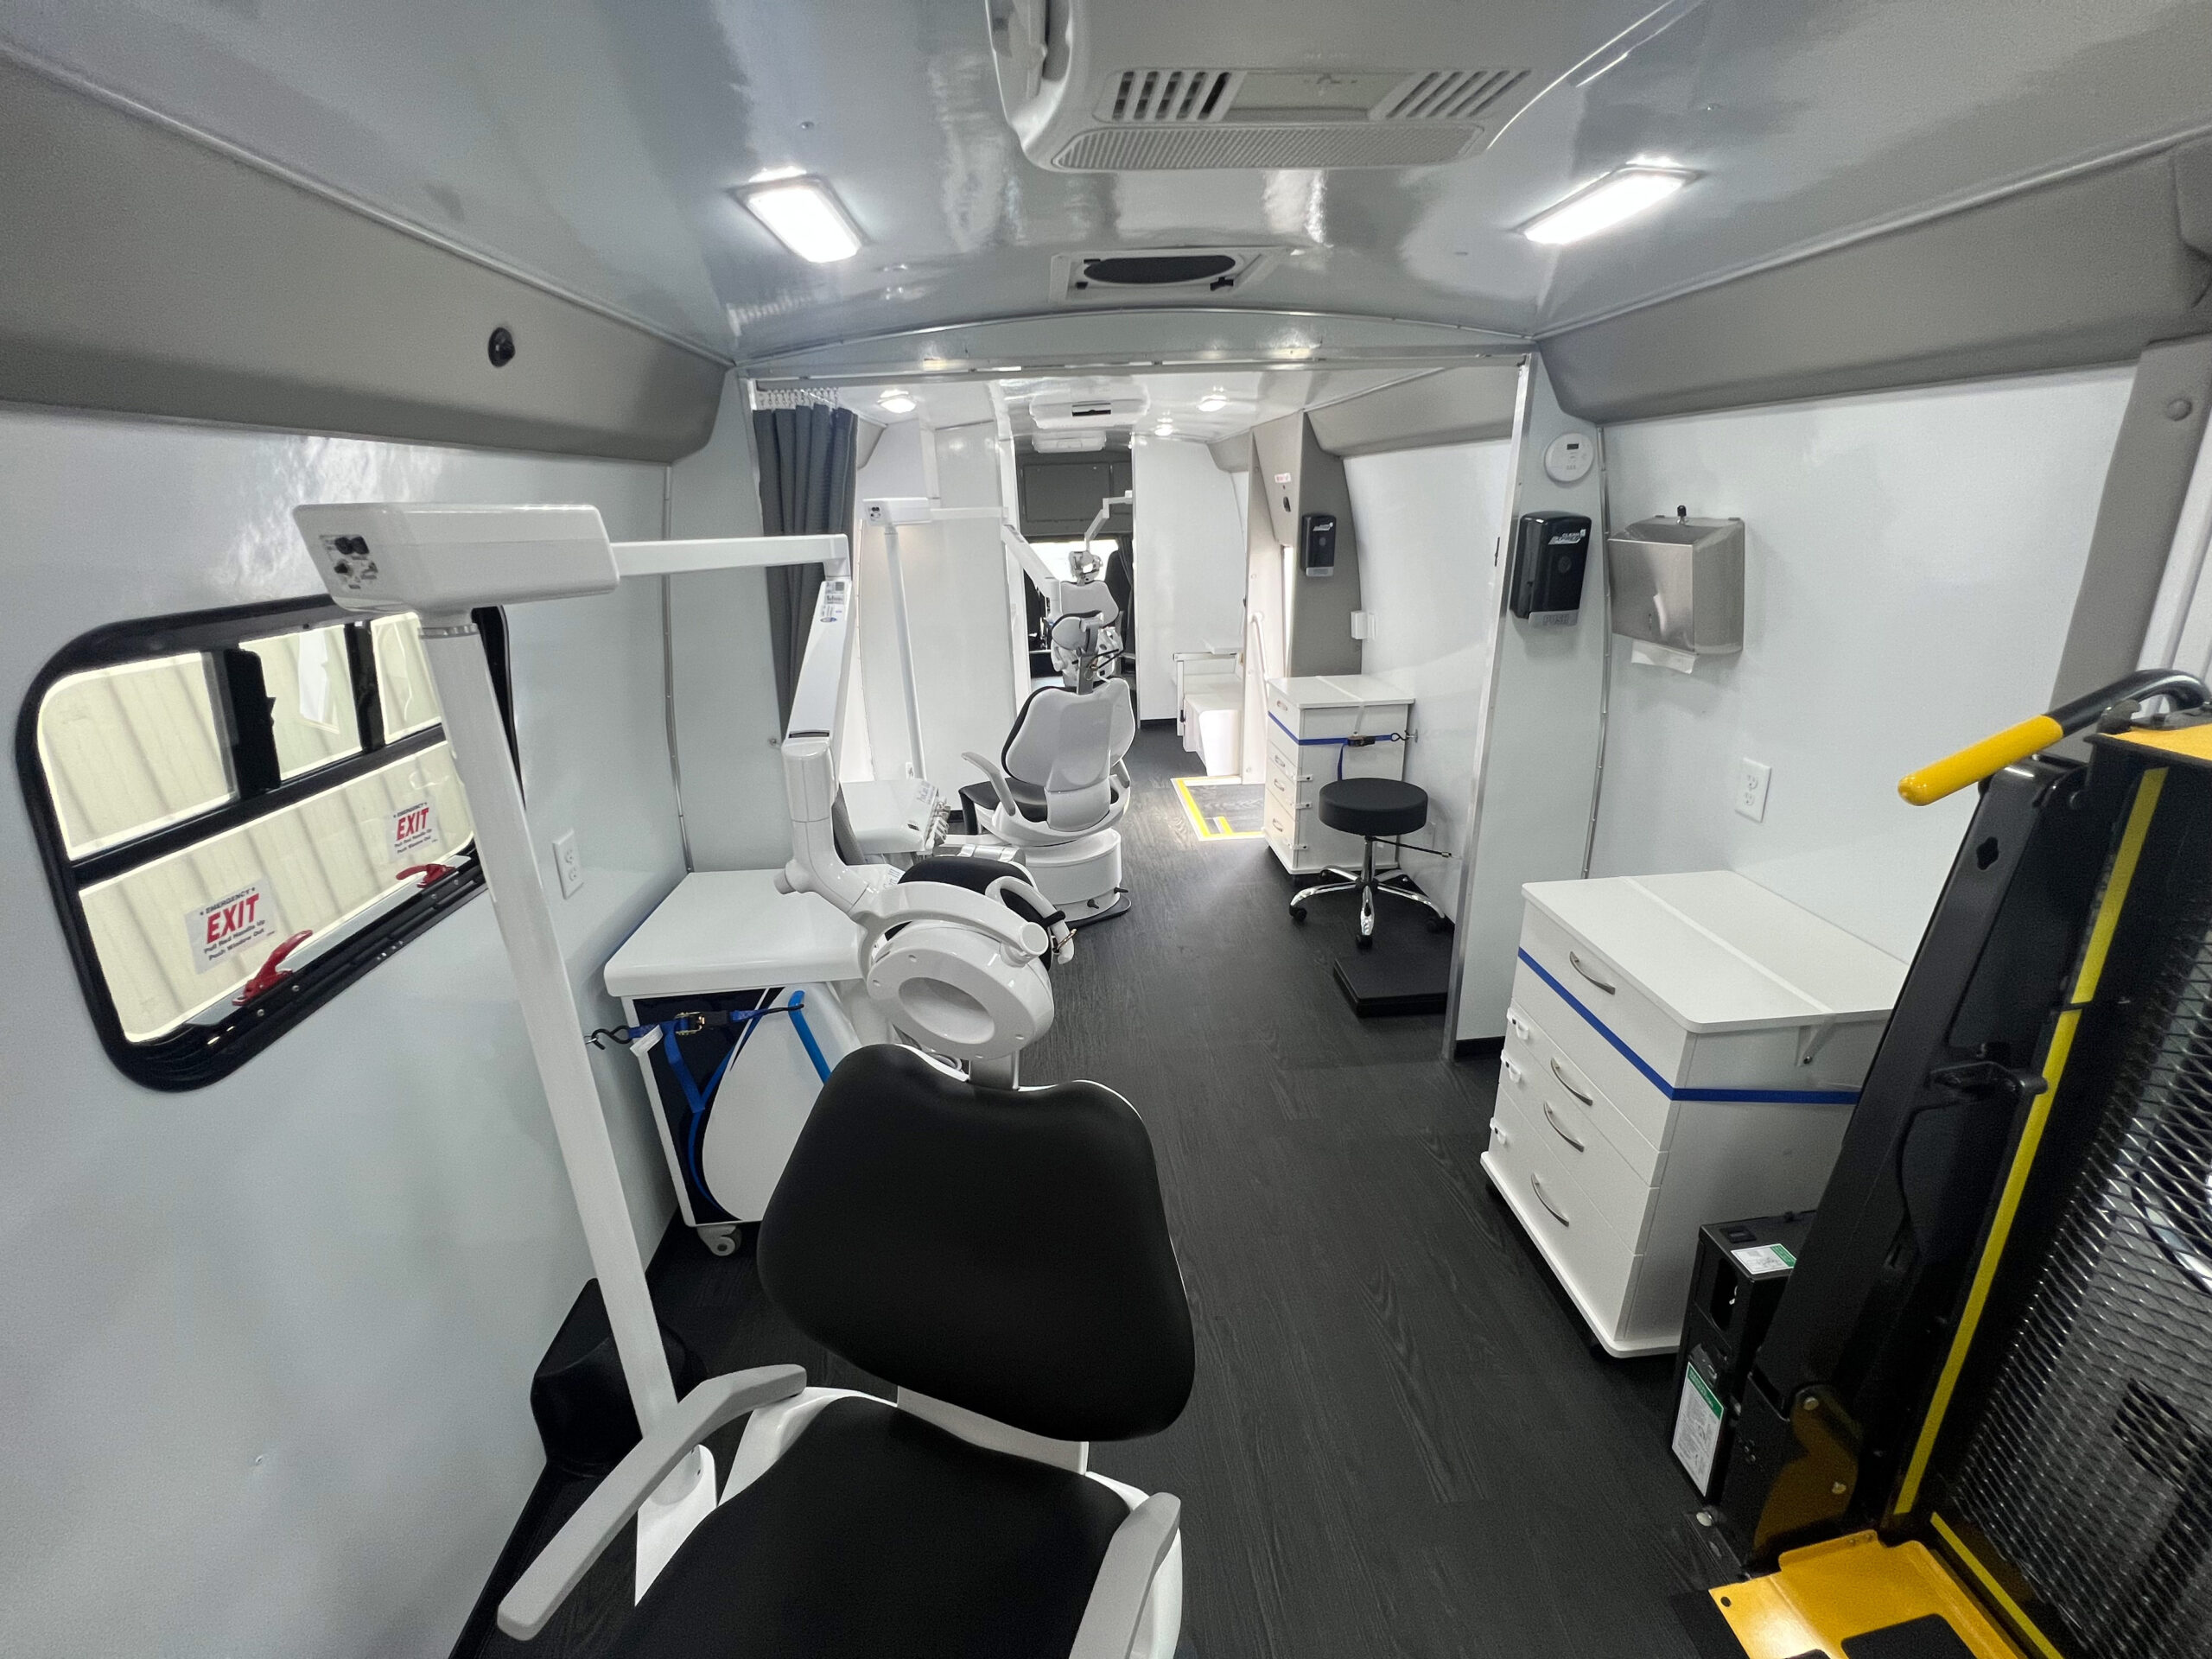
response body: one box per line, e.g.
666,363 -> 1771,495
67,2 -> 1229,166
758,1045 -> 1194,1442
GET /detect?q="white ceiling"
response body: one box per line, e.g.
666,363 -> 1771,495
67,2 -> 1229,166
837,367 -> 1431,447
3,0 -> 2208,363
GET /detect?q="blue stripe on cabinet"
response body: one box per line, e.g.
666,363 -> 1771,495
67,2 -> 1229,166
1515,949 -> 1860,1106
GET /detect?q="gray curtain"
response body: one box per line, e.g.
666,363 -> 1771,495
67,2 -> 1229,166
753,405 -> 859,728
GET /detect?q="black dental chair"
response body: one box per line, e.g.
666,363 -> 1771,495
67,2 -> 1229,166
497,1044 -> 1195,1659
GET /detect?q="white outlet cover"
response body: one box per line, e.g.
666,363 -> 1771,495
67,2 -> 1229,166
552,830 -> 584,897
1735,760 -> 1771,823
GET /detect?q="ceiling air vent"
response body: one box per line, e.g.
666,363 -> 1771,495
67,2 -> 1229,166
1048,245 -> 1285,304
1103,68 -> 1239,124
988,5 -> 1566,173
1049,66 -> 1533,170
1372,67 -> 1529,123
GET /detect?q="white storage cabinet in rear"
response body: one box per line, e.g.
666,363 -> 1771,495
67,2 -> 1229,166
1262,674 -> 1412,875
1483,872 -> 1906,1357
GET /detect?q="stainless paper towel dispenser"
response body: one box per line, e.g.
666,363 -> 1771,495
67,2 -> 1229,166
1605,512 -> 1745,657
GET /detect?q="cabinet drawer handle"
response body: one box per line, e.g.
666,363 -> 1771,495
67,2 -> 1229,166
1541,1101 -> 1586,1152
1549,1058 -> 1594,1107
1532,1175 -> 1571,1227
1568,950 -> 1617,995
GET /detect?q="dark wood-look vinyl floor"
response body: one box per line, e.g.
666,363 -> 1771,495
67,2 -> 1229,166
455,729 -> 1713,1659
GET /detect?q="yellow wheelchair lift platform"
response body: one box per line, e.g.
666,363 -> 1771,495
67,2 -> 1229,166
1713,1532 -> 2024,1658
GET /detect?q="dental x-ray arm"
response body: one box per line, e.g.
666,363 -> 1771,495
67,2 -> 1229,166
290,500 -> 846,1438
777,573 -> 899,913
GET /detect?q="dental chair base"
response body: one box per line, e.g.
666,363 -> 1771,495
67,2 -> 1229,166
1016,827 -> 1129,925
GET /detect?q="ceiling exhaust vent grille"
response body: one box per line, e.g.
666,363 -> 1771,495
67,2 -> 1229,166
1056,125 -> 1477,170
1374,68 -> 1529,123
1047,245 -> 1287,303
1105,68 -> 1238,124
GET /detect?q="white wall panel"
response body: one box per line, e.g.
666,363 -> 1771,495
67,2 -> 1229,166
665,372 -> 792,872
0,404 -> 683,1658
1130,436 -> 1248,725
848,422 -> 1016,786
1593,365 -> 2133,960
1343,441 -> 1515,918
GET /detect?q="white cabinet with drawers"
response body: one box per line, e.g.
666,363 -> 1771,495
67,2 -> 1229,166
1262,674 -> 1412,875
1482,870 -> 1907,1357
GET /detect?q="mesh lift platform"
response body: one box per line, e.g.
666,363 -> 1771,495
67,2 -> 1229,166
1695,689 -> 2212,1659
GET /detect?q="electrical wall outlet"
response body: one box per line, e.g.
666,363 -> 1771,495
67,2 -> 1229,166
1735,759 -> 1771,823
552,830 -> 584,898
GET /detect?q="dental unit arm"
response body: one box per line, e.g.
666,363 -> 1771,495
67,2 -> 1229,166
1003,510 -> 1126,690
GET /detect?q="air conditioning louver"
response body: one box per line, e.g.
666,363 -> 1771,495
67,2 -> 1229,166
1104,68 -> 1238,124
1373,67 -> 1528,123
985,3 -> 1563,173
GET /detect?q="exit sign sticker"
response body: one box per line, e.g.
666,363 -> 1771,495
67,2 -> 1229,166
188,881 -> 276,973
391,799 -> 439,859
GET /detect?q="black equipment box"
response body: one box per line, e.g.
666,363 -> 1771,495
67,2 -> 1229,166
1509,511 -> 1591,625
1300,511 -> 1338,576
1669,1211 -> 1814,1498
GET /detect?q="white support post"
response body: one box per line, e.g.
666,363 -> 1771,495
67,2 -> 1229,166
881,524 -> 929,779
418,616 -> 680,1433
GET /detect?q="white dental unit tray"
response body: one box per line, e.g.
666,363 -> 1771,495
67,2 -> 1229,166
838,776 -> 941,855
603,870 -> 868,1253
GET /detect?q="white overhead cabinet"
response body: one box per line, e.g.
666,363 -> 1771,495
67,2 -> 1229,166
1484,871 -> 1906,1357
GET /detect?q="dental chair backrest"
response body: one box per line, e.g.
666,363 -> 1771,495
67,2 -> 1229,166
1003,678 -> 1136,833
757,1045 -> 1194,1441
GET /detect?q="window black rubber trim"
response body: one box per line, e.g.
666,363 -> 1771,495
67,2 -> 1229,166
16,594 -> 514,1093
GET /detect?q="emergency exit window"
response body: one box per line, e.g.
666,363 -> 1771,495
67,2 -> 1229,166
21,596 -> 511,1089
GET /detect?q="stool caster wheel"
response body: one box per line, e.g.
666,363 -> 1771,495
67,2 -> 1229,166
1288,905 -> 1306,923
1426,914 -> 1448,933
1356,933 -> 1374,951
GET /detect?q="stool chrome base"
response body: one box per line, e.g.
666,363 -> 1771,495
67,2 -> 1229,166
1288,838 -> 1446,947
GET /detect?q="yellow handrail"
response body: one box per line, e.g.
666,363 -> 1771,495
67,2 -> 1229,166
1897,715 -> 2063,806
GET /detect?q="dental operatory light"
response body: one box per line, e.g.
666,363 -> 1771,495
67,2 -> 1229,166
737,175 -> 863,263
877,388 -> 917,415
1520,165 -> 1694,245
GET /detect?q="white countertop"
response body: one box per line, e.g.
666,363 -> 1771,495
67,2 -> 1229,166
603,869 -> 863,999
1522,869 -> 1907,1033
1267,673 -> 1411,708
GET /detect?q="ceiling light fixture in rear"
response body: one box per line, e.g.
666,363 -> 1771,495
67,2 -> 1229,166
735,175 -> 864,263
1520,165 -> 1694,245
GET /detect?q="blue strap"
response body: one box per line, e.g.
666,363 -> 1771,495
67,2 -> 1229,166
653,994 -> 831,1197
785,989 -> 833,1084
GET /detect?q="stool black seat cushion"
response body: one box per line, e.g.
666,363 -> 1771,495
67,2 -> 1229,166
1318,777 -> 1428,838
604,1395 -> 1128,1659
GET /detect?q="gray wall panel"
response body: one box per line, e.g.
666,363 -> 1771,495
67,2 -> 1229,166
0,58 -> 726,462
1307,363 -> 1522,456
1543,154 -> 2212,424
2051,334 -> 2212,702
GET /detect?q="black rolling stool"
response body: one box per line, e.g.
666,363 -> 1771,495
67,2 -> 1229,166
1288,777 -> 1446,948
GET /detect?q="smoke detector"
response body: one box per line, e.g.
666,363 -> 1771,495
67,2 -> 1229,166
986,1 -> 1564,172
1049,246 -> 1283,303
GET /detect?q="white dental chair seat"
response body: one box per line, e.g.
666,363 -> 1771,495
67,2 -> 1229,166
995,678 -> 1136,834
